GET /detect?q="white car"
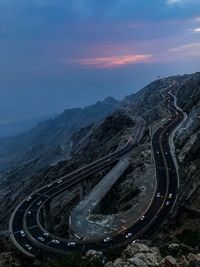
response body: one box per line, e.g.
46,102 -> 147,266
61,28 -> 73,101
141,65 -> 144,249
140,215 -> 145,221
52,239 -> 60,244
37,201 -> 42,206
26,196 -> 32,202
125,233 -> 133,239
156,192 -> 161,198
27,211 -> 31,215
104,236 -> 112,242
67,241 -> 76,247
38,236 -> 45,242
168,193 -> 173,199
156,151 -> 160,154
166,201 -> 170,206
57,180 -> 62,184
25,244 -> 32,251
20,230 -> 25,237
47,184 -> 52,187
43,232 -> 50,237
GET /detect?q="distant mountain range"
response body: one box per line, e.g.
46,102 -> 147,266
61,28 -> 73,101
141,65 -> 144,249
0,96 -> 119,172
0,115 -> 55,138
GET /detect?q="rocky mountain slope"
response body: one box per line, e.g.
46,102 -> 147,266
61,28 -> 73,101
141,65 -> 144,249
0,96 -> 119,173
0,72 -> 200,266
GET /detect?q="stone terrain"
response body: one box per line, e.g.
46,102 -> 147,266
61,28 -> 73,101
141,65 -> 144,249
103,241 -> 200,267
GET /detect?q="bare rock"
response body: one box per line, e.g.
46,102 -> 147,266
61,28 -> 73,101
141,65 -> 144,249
178,255 -> 189,267
0,252 -> 21,267
168,244 -> 180,250
86,249 -> 103,258
128,252 -> 160,266
104,261 -> 114,267
122,242 -> 153,259
160,255 -> 177,267
186,253 -> 200,266
113,258 -> 127,267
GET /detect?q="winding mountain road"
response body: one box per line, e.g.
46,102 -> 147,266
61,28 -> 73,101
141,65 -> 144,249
9,87 -> 185,258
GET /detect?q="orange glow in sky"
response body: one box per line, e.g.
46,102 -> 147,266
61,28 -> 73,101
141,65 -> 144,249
70,54 -> 153,69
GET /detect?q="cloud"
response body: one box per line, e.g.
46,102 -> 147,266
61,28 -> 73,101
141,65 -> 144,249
167,0 -> 181,4
193,28 -> 200,32
169,42 -> 200,56
194,17 -> 200,21
67,54 -> 153,69
166,0 -> 199,5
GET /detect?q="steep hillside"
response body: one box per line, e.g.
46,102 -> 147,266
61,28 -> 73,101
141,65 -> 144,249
0,97 -> 119,173
161,72 -> 200,247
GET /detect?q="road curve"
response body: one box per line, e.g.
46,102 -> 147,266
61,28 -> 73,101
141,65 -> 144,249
9,89 -> 184,258
9,119 -> 145,257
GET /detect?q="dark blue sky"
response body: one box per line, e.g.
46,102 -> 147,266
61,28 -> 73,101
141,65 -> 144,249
1,0 -> 200,123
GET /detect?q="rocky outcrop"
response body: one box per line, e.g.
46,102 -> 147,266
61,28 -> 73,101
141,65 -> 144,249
0,252 -> 21,267
104,241 -> 200,267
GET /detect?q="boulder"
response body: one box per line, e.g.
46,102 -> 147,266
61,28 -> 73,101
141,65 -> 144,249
122,242 -> 155,259
128,252 -> 160,267
104,261 -> 114,267
186,253 -> 200,266
113,258 -> 127,267
160,255 -> 177,267
86,249 -> 103,258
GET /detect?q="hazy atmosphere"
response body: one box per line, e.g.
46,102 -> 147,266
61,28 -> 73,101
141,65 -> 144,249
1,0 -> 200,123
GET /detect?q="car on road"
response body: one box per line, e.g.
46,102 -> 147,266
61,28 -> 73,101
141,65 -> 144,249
26,196 -> 32,202
37,201 -> 42,206
43,232 -> 50,237
27,211 -> 31,215
25,244 -> 32,251
168,193 -> 173,199
156,192 -> 161,198
57,180 -> 62,184
20,230 -> 25,237
166,201 -> 170,206
140,215 -> 145,221
52,239 -> 60,244
38,236 -> 45,242
104,236 -> 112,242
67,241 -> 76,247
47,184 -> 52,187
125,233 -> 133,238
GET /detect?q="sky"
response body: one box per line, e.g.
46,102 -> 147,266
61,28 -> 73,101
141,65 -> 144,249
0,0 -> 200,123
